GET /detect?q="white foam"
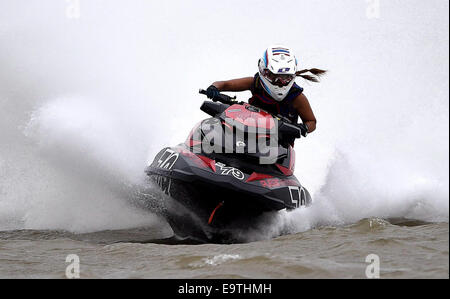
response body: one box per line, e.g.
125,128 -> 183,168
203,254 -> 242,266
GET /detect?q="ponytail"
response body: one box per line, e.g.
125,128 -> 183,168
295,68 -> 327,83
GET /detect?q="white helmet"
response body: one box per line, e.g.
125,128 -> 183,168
258,45 -> 298,102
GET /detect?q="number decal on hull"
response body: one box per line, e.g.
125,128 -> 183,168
156,149 -> 179,170
215,162 -> 245,180
155,176 -> 172,196
288,186 -> 306,208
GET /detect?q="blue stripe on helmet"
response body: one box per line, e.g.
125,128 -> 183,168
263,50 -> 268,67
272,49 -> 290,54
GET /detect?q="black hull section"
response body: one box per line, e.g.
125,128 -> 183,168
145,145 -> 312,243
149,175 -> 280,225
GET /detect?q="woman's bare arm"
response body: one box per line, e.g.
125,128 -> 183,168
292,93 -> 317,133
212,77 -> 254,92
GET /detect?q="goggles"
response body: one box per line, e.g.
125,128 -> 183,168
262,69 -> 295,87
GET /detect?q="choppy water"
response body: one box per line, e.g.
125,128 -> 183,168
0,218 -> 447,279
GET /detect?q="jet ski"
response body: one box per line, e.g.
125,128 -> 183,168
145,89 -> 312,243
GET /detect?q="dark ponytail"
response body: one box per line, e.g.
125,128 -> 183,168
295,68 -> 327,83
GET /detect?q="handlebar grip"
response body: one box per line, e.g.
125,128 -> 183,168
297,123 -> 309,137
198,88 -> 237,104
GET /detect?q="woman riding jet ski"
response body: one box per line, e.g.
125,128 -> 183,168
145,45 -> 326,243
205,45 -> 326,141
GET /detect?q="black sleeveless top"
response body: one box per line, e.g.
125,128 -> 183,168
249,73 -> 304,124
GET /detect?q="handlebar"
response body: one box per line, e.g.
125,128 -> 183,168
199,89 -> 237,105
199,88 -> 308,137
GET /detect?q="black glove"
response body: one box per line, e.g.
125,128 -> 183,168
298,123 -> 309,137
206,85 -> 220,100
